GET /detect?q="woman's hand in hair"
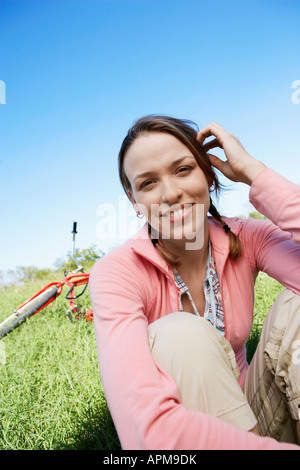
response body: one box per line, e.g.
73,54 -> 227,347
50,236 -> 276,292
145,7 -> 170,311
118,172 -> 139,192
196,122 -> 266,186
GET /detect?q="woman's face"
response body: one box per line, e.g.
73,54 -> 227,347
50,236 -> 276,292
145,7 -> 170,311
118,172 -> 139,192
124,132 -> 211,249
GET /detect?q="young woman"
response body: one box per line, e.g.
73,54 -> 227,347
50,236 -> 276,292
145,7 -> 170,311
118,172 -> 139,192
89,116 -> 300,450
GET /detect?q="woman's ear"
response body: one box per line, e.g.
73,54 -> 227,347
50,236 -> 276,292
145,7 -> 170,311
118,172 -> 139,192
206,175 -> 214,189
127,190 -> 140,216
127,189 -> 136,206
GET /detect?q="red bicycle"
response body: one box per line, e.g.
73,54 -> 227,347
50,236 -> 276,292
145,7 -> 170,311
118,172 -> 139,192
0,222 -> 93,339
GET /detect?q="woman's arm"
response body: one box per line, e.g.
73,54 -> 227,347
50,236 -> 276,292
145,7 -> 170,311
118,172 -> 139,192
241,168 -> 300,294
89,250 -> 299,450
249,168 -> 300,244
197,122 -> 300,290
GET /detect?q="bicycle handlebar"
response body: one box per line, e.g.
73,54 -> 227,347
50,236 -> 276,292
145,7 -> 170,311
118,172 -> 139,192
72,221 -> 77,235
71,221 -> 83,272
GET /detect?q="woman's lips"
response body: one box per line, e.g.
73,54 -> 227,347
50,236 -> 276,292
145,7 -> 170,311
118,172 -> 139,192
161,203 -> 194,222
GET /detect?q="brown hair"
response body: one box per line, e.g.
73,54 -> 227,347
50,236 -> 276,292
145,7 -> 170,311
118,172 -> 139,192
118,114 -> 242,265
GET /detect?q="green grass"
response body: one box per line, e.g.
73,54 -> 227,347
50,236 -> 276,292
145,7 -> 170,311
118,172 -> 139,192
0,277 -> 120,450
0,273 -> 285,449
246,272 -> 285,362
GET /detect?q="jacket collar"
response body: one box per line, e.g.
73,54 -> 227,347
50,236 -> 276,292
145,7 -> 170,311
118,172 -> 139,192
129,217 -> 244,278
129,224 -> 172,278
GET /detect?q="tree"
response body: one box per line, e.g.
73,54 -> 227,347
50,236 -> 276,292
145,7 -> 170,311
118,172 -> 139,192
248,211 -> 267,220
54,244 -> 104,272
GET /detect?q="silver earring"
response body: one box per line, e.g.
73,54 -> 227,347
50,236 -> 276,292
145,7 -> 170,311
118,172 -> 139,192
136,212 -> 144,219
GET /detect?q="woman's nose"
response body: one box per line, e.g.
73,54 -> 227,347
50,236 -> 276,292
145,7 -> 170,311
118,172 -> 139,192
161,179 -> 183,204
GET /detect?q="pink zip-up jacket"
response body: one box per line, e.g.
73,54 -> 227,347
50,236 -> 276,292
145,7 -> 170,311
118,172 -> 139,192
89,168 -> 300,450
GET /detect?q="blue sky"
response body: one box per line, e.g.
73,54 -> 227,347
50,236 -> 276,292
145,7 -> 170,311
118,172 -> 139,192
1,0 -> 300,273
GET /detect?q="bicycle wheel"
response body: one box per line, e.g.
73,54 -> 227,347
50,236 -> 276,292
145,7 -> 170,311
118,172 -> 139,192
0,285 -> 58,339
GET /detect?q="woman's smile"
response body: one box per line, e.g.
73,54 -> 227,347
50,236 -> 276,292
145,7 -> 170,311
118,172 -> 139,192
123,131 -> 211,247
161,203 -> 194,222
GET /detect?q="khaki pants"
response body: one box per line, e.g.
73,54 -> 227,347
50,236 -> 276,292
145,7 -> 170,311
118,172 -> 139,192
148,289 -> 300,444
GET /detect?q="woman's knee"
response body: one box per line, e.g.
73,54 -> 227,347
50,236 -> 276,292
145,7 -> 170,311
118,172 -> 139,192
148,311 -> 240,386
148,312 -> 223,370
147,312 -> 256,429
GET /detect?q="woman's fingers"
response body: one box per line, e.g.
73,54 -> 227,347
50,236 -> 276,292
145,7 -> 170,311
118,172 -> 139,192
207,154 -> 236,180
207,153 -> 224,168
198,122 -> 266,185
202,138 -> 222,152
197,122 -> 228,145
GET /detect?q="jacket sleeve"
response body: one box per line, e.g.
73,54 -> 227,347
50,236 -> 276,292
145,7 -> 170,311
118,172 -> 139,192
245,168 -> 300,294
89,248 -> 298,450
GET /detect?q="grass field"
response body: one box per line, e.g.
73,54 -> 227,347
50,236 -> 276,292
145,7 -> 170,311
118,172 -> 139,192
0,272 -> 285,450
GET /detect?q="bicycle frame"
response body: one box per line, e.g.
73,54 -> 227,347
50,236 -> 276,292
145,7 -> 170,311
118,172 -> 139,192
0,222 -> 94,336
15,271 -> 91,319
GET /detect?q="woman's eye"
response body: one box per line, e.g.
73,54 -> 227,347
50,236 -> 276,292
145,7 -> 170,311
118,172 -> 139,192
139,167 -> 193,189
140,180 -> 154,189
177,166 -> 192,174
